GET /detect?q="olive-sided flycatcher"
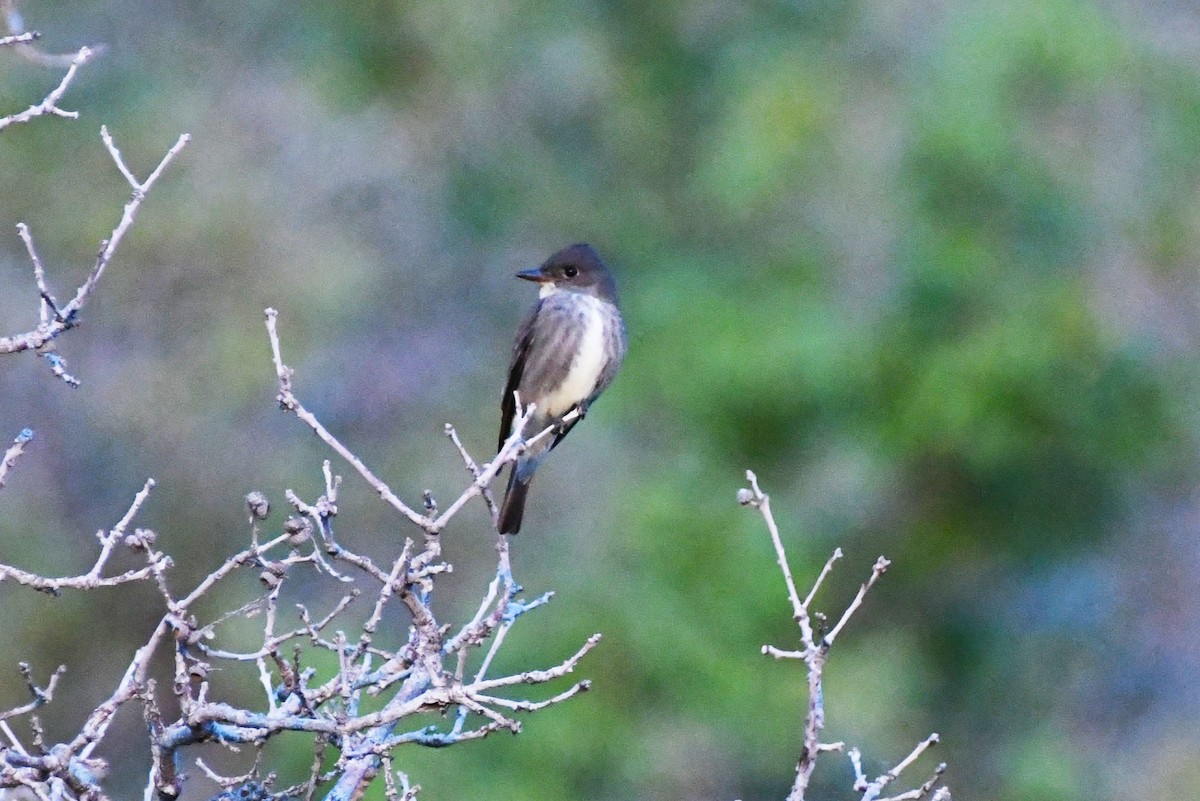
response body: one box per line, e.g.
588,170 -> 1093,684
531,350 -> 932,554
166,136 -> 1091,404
497,243 -> 627,534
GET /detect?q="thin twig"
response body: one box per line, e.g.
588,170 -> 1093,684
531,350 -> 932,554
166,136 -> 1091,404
0,130 -> 190,386
0,46 -> 91,131
0,478 -> 163,591
853,734 -> 942,801
0,31 -> 37,47
825,556 -> 890,646
1,3 -> 107,67
0,428 -> 33,489
742,471 -> 941,801
744,470 -> 807,629
445,423 -> 499,523
265,309 -> 428,529
0,664 -> 65,723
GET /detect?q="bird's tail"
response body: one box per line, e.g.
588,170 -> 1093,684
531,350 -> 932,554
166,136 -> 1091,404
498,465 -> 533,535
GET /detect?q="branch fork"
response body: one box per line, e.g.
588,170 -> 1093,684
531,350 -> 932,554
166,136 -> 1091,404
742,471 -> 950,801
1,128 -> 190,385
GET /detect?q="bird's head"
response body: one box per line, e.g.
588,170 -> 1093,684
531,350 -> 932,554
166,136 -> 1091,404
517,243 -> 617,302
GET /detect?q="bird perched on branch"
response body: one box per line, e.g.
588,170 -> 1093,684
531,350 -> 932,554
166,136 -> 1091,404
497,243 -> 627,535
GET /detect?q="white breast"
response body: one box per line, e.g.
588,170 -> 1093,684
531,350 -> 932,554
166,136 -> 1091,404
541,294 -> 609,418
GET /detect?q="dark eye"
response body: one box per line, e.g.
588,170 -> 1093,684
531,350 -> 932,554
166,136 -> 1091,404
563,265 -> 578,278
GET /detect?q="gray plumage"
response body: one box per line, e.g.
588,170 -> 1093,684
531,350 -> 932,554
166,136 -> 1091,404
497,243 -> 626,534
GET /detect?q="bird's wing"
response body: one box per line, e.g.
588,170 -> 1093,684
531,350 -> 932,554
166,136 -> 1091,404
499,301 -> 542,451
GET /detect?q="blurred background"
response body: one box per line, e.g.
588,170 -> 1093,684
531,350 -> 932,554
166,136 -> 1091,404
1,1 -> 1199,798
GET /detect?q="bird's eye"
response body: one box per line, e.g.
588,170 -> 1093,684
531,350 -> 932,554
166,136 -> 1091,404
563,266 -> 578,278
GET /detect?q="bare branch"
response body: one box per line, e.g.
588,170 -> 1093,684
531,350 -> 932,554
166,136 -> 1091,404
444,422 -> 499,524
0,664 -> 65,723
742,470 -> 808,634
0,428 -> 33,489
265,308 -> 429,529
2,294 -> 599,799
825,555 -> 890,646
851,734 -> 945,801
0,478 -> 165,591
15,223 -> 57,325
471,632 -> 601,692
1,131 -> 190,385
0,46 -> 93,131
1,1 -> 107,66
0,31 -> 35,47
76,128 -> 191,316
742,471 -> 949,801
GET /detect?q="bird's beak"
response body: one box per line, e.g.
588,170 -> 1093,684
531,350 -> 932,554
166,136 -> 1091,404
516,268 -> 548,283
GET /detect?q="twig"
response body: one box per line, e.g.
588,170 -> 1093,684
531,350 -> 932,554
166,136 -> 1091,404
825,555 -> 890,646
0,130 -> 191,385
742,471 -> 947,801
851,734 -> 945,801
0,428 -> 33,489
0,31 -> 35,47
429,404 -> 570,534
265,309 -> 428,529
0,478 -> 164,591
742,471 -> 808,634
81,127 -> 191,315
444,423 -> 499,523
470,633 -> 601,692
1,2 -> 107,67
0,664 -> 65,723
0,46 -> 92,131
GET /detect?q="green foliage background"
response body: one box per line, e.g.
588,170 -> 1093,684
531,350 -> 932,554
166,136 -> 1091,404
2,1 -> 1200,799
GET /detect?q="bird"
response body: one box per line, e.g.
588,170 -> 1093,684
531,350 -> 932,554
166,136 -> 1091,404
496,243 -> 627,535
